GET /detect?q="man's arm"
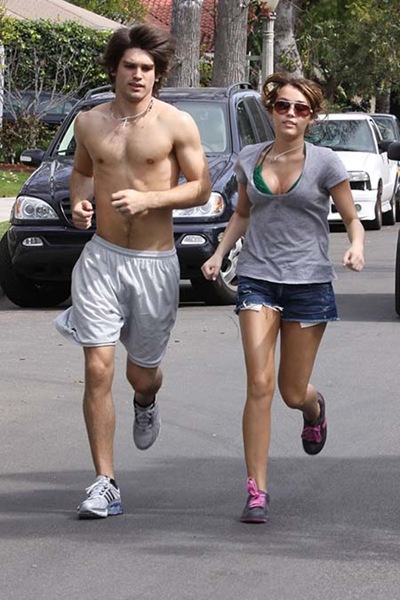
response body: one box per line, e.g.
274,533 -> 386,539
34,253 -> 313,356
111,111 -> 211,215
70,114 -> 95,230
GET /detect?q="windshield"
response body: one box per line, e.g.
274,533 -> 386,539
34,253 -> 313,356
306,119 -> 376,153
172,101 -> 229,153
52,100 -> 229,158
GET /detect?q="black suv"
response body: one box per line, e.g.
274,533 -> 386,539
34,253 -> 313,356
0,83 -> 274,308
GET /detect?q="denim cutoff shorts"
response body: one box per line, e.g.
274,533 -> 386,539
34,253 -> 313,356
235,276 -> 339,323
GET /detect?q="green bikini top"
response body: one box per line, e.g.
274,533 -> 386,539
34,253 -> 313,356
253,145 -> 304,194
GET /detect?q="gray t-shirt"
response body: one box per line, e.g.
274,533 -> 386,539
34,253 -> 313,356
234,141 -> 349,284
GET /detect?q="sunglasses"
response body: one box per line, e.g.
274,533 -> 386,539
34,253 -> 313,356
273,100 -> 313,118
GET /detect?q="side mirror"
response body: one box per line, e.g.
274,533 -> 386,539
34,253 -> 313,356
378,139 -> 392,153
387,142 -> 400,161
20,148 -> 45,168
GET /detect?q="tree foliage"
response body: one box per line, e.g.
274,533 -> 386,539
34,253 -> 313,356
0,17 -> 111,94
64,0 -> 147,25
0,17 -> 113,161
297,0 -> 400,108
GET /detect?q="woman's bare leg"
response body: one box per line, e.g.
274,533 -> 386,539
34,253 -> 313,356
278,321 -> 327,419
239,307 -> 281,492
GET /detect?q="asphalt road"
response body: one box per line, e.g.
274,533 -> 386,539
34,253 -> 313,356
1,226 -> 400,600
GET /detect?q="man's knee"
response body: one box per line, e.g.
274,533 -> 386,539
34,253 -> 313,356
126,362 -> 162,395
84,347 -> 115,387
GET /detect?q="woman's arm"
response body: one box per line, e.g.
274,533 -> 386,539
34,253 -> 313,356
201,182 -> 250,281
330,179 -> 365,271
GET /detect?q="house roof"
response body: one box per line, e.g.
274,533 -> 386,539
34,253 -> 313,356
142,0 -> 216,50
3,0 -> 121,30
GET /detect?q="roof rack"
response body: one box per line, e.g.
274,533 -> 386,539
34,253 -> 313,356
225,82 -> 254,97
84,85 -> 113,100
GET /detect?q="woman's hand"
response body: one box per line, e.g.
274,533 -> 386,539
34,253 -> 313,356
342,244 -> 365,271
201,254 -> 223,281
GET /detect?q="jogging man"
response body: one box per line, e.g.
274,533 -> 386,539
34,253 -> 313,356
55,24 -> 211,518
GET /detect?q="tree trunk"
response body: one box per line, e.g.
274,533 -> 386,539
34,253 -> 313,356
274,0 -> 304,76
168,0 -> 203,87
375,88 -> 391,114
211,0 -> 248,86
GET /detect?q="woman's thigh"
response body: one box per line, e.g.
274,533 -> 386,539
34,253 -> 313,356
278,321 -> 326,400
239,306 -> 281,384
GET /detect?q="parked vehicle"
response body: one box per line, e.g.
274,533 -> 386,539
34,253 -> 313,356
370,113 -> 400,221
2,90 -> 79,126
370,113 -> 400,143
388,142 -> 400,316
306,113 -> 398,229
0,83 -> 274,308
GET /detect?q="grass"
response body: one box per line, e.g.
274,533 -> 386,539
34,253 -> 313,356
0,221 -> 9,238
0,169 -> 31,197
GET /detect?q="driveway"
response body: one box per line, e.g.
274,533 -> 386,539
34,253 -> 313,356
1,227 -> 400,599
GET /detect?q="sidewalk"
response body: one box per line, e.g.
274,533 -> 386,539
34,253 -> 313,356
0,197 -> 15,222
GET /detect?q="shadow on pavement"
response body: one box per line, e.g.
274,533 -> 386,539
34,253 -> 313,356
1,455 -> 399,561
336,293 -> 398,322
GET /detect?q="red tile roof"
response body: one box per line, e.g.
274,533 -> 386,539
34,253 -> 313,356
143,0 -> 217,51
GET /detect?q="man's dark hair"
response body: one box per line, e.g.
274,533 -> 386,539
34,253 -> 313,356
97,24 -> 176,94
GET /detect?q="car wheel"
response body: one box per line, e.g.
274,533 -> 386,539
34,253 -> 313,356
365,185 -> 382,230
382,181 -> 397,226
0,234 -> 71,308
395,231 -> 400,317
395,185 -> 400,222
190,237 -> 243,305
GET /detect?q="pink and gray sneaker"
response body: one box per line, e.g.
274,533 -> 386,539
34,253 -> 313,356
301,392 -> 327,455
240,477 -> 270,523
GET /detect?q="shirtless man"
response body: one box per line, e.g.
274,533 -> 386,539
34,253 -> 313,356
55,24 -> 211,519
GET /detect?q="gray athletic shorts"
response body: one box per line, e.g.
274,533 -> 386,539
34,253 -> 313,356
54,234 -> 180,368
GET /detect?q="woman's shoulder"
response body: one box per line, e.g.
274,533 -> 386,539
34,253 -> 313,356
305,141 -> 337,159
238,142 -> 271,162
305,141 -> 344,166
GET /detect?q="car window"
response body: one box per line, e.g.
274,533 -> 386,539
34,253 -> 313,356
307,119 -> 376,153
53,113 -> 79,156
372,116 -> 400,142
236,99 -> 258,147
242,97 -> 274,142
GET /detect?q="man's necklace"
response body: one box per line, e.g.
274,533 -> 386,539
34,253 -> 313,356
109,98 -> 154,127
266,144 -> 304,162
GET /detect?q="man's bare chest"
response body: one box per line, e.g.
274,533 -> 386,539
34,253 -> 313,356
89,125 -> 173,168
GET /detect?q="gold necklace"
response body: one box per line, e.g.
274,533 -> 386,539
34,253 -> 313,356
109,98 -> 154,127
266,144 -> 304,162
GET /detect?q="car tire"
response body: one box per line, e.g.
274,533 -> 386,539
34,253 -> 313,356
0,234 -> 71,308
190,237 -> 243,305
365,186 -> 382,230
395,184 -> 400,222
395,231 -> 400,317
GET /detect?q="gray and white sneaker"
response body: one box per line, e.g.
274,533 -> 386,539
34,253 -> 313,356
77,475 -> 123,519
133,397 -> 161,450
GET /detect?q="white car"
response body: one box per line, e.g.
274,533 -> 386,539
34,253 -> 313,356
307,113 -> 398,229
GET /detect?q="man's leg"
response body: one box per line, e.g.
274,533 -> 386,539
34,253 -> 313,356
78,346 -> 122,519
126,359 -> 163,450
83,346 -> 116,478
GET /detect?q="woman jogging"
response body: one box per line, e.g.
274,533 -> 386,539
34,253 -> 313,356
201,72 -> 365,524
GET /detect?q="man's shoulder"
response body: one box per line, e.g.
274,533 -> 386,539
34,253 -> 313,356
76,102 -> 110,123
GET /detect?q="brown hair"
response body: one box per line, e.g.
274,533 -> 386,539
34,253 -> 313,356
97,24 -> 176,95
262,72 -> 326,116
